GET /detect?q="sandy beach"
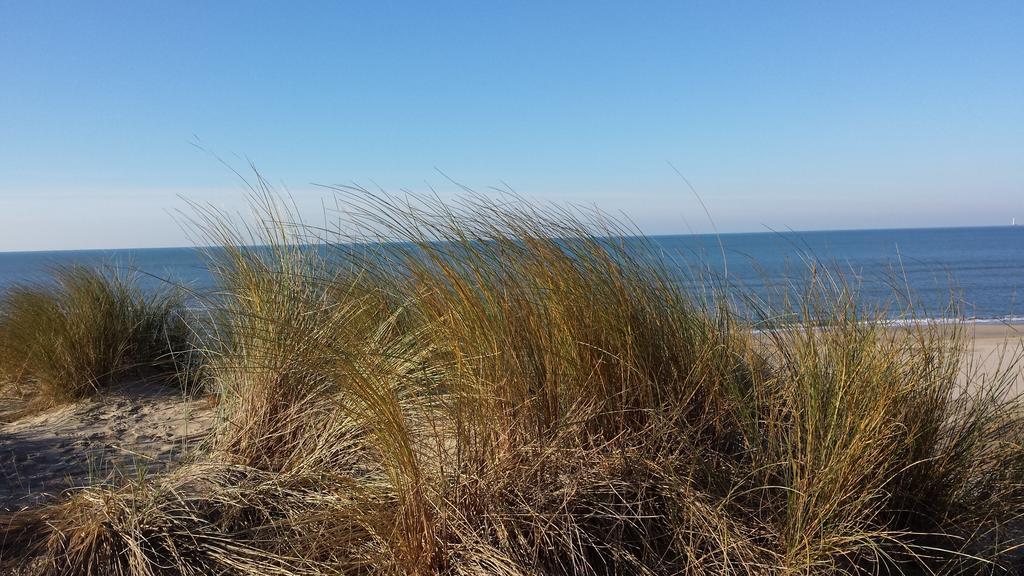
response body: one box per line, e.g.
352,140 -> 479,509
962,323 -> 1024,390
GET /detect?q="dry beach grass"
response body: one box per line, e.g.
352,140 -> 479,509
2,186 -> 1024,575
0,265 -> 190,404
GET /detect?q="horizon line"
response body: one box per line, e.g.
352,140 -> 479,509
1,222 -> 1019,256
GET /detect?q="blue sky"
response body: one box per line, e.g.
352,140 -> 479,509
1,1 -> 1022,251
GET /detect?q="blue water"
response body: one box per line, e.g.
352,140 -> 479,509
652,226 -> 1024,321
0,247 -> 216,295
0,226 -> 1022,321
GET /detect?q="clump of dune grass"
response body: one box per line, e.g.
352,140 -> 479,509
4,181 -> 1024,575
0,265 -> 189,402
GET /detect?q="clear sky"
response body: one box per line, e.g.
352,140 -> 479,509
1,1 -> 1022,251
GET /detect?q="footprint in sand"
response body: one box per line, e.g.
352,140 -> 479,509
0,381 -> 216,510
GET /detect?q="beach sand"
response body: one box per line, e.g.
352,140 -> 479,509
961,323 -> 1024,391
0,381 -> 215,511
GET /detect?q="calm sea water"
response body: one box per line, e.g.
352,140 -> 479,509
653,226 -> 1024,322
0,226 -> 1022,321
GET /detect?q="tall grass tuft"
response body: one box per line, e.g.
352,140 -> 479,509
3,181 -> 1023,575
0,265 -> 189,402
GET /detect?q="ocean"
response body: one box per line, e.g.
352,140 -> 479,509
1,226 -> 1022,322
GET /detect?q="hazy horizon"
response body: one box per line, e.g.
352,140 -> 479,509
1,222 -> 1020,255
2,2 -> 1022,251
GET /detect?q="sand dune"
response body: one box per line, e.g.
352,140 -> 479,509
0,323 -> 1020,514
0,381 -> 215,511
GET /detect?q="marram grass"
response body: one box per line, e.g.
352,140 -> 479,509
0,265 -> 189,402
3,185 -> 1024,575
